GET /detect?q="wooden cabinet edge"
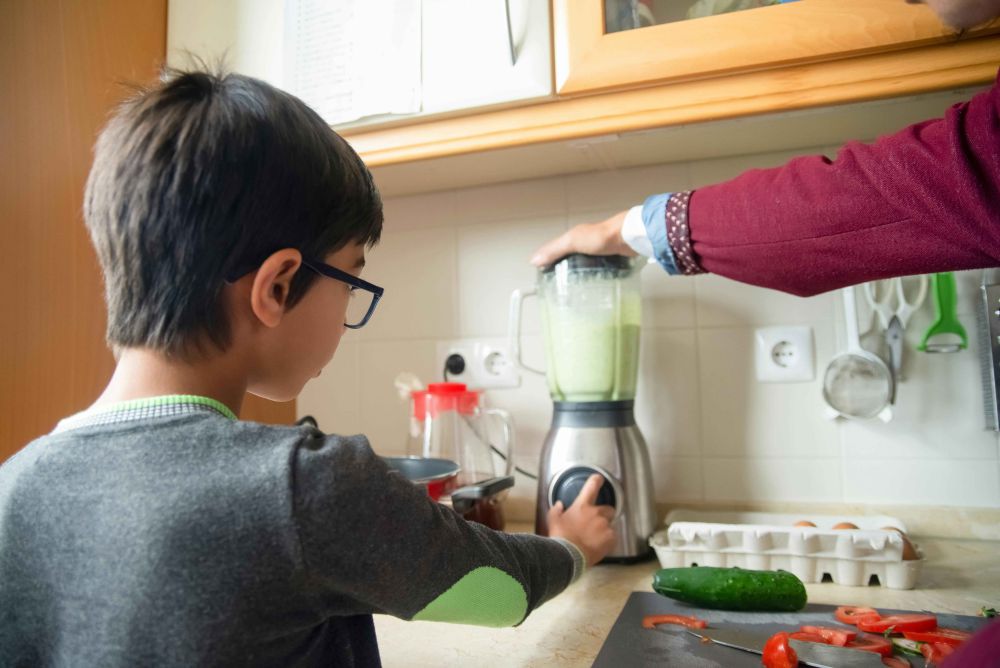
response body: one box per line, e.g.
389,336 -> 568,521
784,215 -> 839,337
344,36 -> 1000,168
552,0 -> 989,96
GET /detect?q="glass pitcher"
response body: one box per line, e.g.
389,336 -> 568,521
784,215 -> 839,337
410,383 -> 515,529
509,254 -> 642,402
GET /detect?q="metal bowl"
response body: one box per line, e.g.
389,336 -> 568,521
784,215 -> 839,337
381,456 -> 460,500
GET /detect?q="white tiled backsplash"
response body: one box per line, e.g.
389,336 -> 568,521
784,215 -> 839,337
298,146 -> 1000,514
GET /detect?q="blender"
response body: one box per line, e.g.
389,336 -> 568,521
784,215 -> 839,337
509,254 -> 656,561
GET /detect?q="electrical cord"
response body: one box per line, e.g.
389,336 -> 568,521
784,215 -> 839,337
442,355 -> 539,480
491,444 -> 538,480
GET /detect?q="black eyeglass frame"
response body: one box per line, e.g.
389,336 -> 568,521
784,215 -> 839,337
301,258 -> 384,329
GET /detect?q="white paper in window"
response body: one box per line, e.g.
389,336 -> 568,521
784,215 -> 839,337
284,0 -> 421,125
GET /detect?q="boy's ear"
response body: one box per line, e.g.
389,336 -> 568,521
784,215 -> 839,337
250,248 -> 303,328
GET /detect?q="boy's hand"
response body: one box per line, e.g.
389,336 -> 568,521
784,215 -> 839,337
530,211 -> 635,267
547,474 -> 616,567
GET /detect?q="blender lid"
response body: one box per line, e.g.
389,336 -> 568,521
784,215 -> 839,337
540,253 -> 636,275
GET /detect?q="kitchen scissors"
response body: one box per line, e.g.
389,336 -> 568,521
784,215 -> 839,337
863,275 -> 928,401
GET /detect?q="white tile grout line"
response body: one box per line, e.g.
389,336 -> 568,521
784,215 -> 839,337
822,288 -> 848,503
559,173 -> 569,220
353,317 -> 844,346
699,455 -> 844,462
690,276 -> 709,503
997,445 -> 1000,505
837,419 -> 848,504
454,211 -> 572,235
448,225 -> 460,348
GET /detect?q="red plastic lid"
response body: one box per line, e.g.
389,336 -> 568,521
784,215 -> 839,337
427,382 -> 469,394
412,382 -> 480,418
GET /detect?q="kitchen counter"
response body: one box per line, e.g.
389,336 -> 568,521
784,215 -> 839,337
373,525 -> 1000,667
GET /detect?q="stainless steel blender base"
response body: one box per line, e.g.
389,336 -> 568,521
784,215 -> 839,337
535,401 -> 657,560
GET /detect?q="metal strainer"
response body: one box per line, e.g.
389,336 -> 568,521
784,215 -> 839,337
823,286 -> 894,421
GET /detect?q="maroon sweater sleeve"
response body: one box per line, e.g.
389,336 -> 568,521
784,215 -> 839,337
687,70 -> 1000,297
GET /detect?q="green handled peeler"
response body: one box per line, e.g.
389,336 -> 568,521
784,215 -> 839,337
918,272 -> 968,353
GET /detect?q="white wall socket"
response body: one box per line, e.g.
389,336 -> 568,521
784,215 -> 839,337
436,340 -> 522,390
754,326 -> 815,383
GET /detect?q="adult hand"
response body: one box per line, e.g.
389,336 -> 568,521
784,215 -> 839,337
530,210 -> 636,267
546,474 -> 616,567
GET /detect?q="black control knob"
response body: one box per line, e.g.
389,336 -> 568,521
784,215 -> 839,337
551,467 -> 616,510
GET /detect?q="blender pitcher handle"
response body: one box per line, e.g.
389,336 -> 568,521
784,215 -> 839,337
509,288 -> 545,375
483,408 -> 516,478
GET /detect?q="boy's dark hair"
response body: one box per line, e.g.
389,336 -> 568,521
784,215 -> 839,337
84,69 -> 382,356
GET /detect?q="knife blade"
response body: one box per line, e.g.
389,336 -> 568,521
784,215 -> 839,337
789,640 -> 889,668
686,628 -> 887,667
685,627 -> 766,655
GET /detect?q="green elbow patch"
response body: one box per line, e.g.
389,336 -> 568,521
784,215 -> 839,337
412,566 -> 528,627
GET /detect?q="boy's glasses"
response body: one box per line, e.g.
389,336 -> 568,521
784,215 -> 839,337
301,258 -> 384,329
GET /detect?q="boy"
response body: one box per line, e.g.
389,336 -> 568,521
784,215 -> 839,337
0,70 -> 615,667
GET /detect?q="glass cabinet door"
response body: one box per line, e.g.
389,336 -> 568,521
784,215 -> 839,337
555,0 -> 999,95
605,0 -> 797,33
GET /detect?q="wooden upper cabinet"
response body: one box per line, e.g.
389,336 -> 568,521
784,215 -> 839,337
554,0 -> 995,95
346,0 -> 1000,173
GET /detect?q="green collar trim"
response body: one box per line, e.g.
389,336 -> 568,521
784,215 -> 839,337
53,394 -> 238,434
92,394 -> 239,420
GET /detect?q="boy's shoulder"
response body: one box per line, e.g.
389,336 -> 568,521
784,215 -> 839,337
3,412 -> 376,478
1,415 -> 383,520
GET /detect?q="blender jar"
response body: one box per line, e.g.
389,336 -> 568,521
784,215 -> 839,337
510,254 -> 642,402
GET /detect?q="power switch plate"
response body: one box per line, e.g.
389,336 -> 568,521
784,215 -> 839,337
754,326 -> 815,383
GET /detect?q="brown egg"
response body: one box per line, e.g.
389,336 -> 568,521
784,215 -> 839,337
832,522 -> 860,530
793,520 -> 817,527
881,526 -> 919,561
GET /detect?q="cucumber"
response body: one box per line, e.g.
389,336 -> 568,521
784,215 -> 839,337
891,637 -> 924,656
652,566 -> 807,612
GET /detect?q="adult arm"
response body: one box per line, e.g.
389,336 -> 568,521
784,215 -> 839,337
689,72 -> 1000,296
532,72 -> 1000,296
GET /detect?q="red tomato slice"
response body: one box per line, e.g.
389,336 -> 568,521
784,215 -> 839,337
845,632 -> 894,657
641,614 -> 707,630
920,641 -> 956,665
762,632 -> 798,668
902,627 -> 973,648
789,631 -> 828,644
800,625 -> 857,646
857,614 -> 938,634
835,606 -> 882,626
882,656 -> 911,668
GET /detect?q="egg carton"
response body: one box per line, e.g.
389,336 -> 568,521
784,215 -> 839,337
649,509 -> 924,590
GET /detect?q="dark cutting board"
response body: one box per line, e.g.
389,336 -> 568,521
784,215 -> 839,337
592,592 -> 991,668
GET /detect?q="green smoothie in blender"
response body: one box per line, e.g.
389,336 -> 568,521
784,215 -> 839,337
538,256 -> 642,402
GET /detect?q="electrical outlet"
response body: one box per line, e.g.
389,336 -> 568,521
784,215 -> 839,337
436,340 -> 521,390
754,326 -> 814,383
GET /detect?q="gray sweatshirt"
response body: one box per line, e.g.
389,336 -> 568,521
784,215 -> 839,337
0,396 -> 579,667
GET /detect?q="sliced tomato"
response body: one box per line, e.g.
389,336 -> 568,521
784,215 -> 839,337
835,606 -> 882,626
762,632 -> 798,668
857,614 -> 938,634
845,632 -> 894,657
920,641 -> 956,665
641,614 -> 707,630
902,627 -> 973,648
800,625 -> 857,646
789,631 -> 828,644
882,656 -> 911,668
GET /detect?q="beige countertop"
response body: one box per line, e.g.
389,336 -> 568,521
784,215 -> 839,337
373,525 -> 1000,668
